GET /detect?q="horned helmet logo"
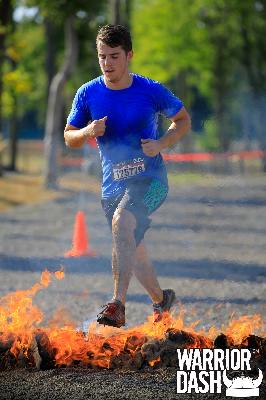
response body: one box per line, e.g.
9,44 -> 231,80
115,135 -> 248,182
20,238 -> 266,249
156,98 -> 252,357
223,369 -> 263,397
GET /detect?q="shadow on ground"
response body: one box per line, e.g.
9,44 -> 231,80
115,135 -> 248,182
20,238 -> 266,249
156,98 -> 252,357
0,254 -> 265,283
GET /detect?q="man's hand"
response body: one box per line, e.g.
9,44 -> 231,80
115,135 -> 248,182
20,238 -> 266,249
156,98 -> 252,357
87,116 -> 107,138
141,138 -> 163,157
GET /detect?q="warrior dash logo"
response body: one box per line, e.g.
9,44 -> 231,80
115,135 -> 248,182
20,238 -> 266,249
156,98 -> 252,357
223,369 -> 263,397
176,349 -> 263,397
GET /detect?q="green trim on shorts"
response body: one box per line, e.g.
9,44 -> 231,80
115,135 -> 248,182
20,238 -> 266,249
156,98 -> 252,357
143,179 -> 168,213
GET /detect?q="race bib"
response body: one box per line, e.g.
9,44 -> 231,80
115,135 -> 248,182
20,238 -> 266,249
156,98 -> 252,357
112,158 -> 145,181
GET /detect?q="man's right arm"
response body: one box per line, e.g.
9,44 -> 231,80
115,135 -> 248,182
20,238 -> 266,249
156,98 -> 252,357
64,116 -> 107,148
64,124 -> 92,148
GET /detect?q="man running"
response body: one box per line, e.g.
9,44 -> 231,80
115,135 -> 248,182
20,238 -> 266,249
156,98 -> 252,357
64,24 -> 191,328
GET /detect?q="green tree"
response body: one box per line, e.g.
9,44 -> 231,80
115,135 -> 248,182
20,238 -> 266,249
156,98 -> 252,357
131,0 -> 214,151
199,0 -> 241,152
24,0 -> 106,188
236,0 -> 266,170
3,15 -> 45,170
131,0 -> 265,156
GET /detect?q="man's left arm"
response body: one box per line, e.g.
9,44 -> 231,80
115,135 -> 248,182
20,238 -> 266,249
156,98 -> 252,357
141,107 -> 191,157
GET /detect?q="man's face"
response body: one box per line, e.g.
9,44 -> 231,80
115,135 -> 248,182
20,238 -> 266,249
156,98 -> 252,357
97,41 -> 133,83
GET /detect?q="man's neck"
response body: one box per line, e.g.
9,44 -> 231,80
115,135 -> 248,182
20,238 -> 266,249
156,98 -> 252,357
104,73 -> 133,90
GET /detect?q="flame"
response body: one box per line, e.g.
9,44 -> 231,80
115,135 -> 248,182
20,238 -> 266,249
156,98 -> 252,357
149,356 -> 160,367
0,269 -> 64,360
0,269 -> 61,333
54,267 -> 65,280
223,314 -> 265,344
0,270 -> 265,369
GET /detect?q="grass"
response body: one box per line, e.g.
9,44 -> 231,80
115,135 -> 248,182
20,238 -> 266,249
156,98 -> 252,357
0,173 -> 59,211
0,141 -> 53,211
0,172 -> 101,212
168,171 -> 217,185
0,170 -> 210,213
0,140 -> 101,212
1,139 -> 264,212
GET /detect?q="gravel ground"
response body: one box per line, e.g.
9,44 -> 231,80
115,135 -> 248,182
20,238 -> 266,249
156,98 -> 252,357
0,173 -> 265,399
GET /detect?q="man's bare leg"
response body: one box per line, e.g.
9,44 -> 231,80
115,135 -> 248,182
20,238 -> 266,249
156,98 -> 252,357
111,208 -> 137,304
112,232 -> 164,305
111,206 -> 164,305
134,240 -> 163,304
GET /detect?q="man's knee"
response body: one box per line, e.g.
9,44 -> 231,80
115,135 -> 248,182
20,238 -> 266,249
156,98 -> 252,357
112,208 -> 136,238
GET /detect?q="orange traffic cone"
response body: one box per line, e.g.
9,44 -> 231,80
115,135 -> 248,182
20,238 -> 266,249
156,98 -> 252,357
65,211 -> 96,257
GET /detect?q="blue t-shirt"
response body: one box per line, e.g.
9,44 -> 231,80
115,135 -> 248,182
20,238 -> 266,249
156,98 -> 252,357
67,74 -> 183,198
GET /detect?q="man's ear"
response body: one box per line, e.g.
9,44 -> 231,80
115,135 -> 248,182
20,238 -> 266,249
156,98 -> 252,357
127,50 -> 134,61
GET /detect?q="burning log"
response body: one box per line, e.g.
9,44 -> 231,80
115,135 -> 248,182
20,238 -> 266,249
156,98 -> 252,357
124,334 -> 147,353
35,330 -> 56,370
141,329 -> 214,368
129,350 -> 143,370
109,351 -> 134,370
165,328 -> 213,348
240,335 -> 265,354
141,339 -> 162,364
214,333 -> 235,349
111,334 -> 146,370
0,333 -> 14,353
159,347 -> 179,367
0,333 -> 16,370
17,336 -> 42,370
0,330 -> 56,371
0,333 -> 41,370
90,335 -> 146,370
0,348 -> 17,370
240,334 -> 266,371
261,338 -> 266,356
1,329 -> 266,371
1,268 -> 265,372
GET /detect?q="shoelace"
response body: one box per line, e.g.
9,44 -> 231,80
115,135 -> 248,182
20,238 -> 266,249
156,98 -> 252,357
100,302 -> 118,313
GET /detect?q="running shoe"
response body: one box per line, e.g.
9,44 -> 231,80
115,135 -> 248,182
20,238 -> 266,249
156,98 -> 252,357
153,289 -> 176,322
97,300 -> 125,328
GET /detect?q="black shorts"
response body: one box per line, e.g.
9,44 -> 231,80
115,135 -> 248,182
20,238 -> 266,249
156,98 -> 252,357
101,177 -> 168,246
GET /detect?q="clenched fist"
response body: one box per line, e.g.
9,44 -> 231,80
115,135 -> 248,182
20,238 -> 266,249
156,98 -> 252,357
141,138 -> 163,157
87,116 -> 107,138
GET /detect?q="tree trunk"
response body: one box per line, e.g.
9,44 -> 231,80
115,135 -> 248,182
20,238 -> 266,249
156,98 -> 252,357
124,0 -> 132,28
0,0 -> 12,175
7,91 -> 18,171
175,72 -> 194,155
109,0 -> 132,27
44,18 -> 56,100
7,5 -> 18,172
240,11 -> 266,172
253,95 -> 266,172
43,16 -> 78,189
109,0 -> 122,24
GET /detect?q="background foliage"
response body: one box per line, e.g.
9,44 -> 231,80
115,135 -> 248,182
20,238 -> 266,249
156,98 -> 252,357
1,0 -> 266,166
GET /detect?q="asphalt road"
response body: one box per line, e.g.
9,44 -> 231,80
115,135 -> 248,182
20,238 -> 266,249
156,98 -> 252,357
0,173 -> 265,399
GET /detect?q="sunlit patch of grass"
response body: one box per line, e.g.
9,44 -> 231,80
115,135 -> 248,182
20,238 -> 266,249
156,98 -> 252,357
168,171 -> 217,186
59,172 -> 101,194
0,173 -> 60,212
0,140 -> 101,212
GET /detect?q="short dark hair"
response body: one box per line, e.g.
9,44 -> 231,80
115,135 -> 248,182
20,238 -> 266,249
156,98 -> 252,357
96,24 -> 132,53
